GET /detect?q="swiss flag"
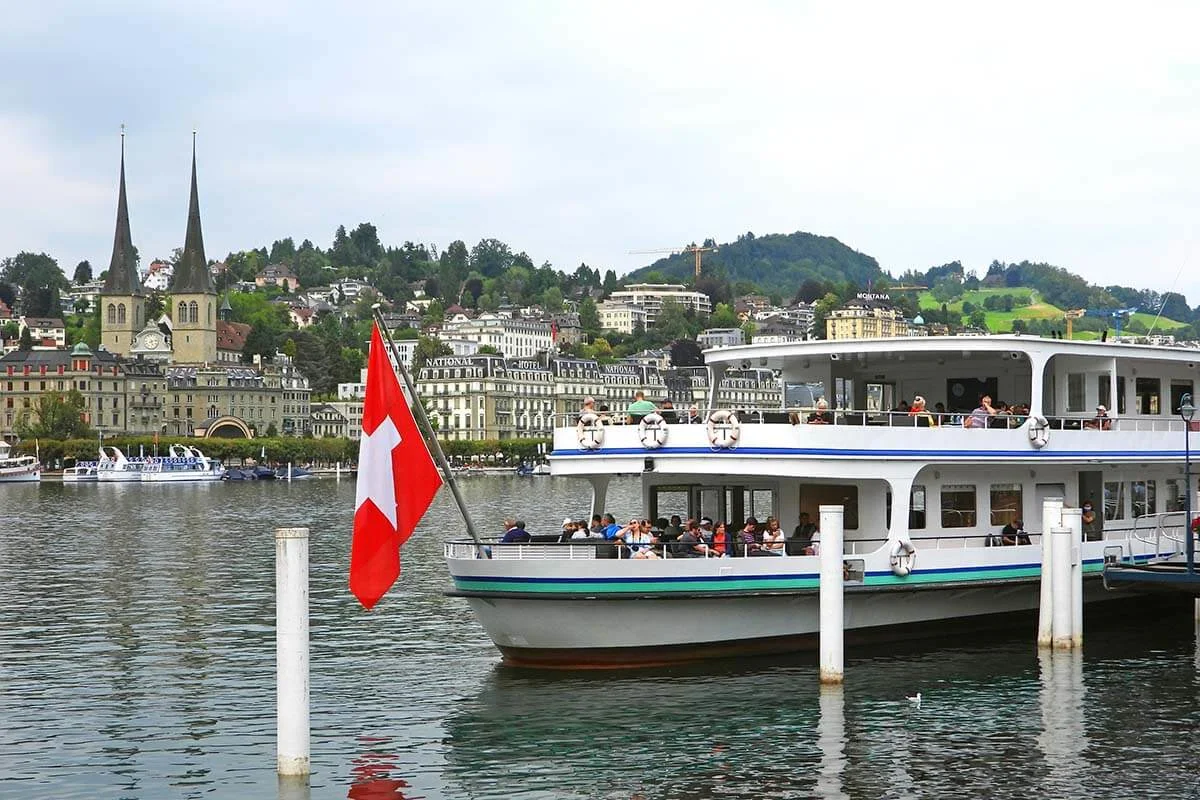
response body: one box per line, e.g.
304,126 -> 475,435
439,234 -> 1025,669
350,324 -> 443,609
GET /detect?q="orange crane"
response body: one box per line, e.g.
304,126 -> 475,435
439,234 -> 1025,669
629,244 -> 718,280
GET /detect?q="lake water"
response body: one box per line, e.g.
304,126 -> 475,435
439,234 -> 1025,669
1,476 -> 1198,799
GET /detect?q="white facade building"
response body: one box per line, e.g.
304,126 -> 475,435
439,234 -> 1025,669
440,313 -> 552,359
697,328 -> 745,349
607,283 -> 713,326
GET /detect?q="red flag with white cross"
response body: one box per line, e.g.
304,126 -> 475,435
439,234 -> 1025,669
350,324 -> 442,609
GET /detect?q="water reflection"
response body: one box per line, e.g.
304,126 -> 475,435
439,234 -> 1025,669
346,738 -> 416,800
815,686 -> 847,800
1036,650 -> 1087,797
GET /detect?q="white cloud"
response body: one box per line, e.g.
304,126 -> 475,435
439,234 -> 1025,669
3,1 -> 1200,304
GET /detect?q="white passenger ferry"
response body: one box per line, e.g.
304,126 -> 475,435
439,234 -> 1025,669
0,441 -> 40,483
444,335 -> 1197,668
96,446 -> 147,482
140,445 -> 225,482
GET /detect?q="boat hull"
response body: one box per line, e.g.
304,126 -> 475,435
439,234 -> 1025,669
460,578 -> 1140,668
0,468 -> 40,483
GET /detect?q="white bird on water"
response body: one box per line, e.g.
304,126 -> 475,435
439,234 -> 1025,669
906,692 -> 922,709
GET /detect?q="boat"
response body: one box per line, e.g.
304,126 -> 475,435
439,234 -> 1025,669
531,463 -> 551,476
222,465 -> 277,481
515,463 -> 534,477
140,444 -> 226,482
444,334 -> 1199,668
96,446 -> 146,482
0,441 -> 40,483
275,465 -> 313,480
63,461 -> 99,483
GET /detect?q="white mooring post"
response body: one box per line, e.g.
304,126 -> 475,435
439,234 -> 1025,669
1060,506 -> 1084,648
276,527 -> 310,777
287,462 -> 293,483
335,461 -> 341,480
819,504 -> 846,685
1038,498 -> 1064,648
1050,526 -> 1073,650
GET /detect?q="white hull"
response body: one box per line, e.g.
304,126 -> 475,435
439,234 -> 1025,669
141,471 -> 224,483
0,466 -> 40,483
97,470 -> 144,482
62,468 -> 98,483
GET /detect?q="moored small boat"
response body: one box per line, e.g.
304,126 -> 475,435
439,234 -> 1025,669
0,441 -> 40,483
63,462 -> 99,483
96,446 -> 146,482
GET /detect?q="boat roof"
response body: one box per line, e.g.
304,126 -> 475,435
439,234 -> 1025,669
703,334 -> 1200,367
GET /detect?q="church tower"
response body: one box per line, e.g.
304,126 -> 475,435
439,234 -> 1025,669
168,134 -> 218,364
99,129 -> 146,356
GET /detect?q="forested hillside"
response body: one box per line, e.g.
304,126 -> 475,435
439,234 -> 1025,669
626,231 -> 884,297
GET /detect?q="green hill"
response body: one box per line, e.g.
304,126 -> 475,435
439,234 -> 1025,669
625,231 -> 884,297
918,288 -> 1190,336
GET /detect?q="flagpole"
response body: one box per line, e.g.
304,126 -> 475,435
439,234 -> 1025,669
372,306 -> 486,556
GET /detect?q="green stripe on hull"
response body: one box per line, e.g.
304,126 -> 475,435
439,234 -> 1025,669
451,561 -> 1110,596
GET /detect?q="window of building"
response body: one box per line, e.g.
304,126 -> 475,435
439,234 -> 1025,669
990,483 -> 1022,526
1132,480 -> 1156,517
941,485 -> 977,528
1135,378 -> 1161,415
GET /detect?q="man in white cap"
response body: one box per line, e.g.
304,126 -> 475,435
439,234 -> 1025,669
1087,405 -> 1111,430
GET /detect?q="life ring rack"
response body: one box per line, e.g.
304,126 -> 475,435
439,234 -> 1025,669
638,412 -> 669,449
1027,415 -> 1050,449
576,411 -> 605,450
889,535 -> 917,577
707,409 -> 741,450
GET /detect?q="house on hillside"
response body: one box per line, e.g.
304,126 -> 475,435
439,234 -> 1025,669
18,317 -> 66,350
255,263 -> 300,291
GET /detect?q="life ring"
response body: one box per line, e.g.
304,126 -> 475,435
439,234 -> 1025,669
1027,415 -> 1050,449
707,409 -> 741,449
576,412 -> 605,450
638,412 -> 668,449
889,535 -> 917,577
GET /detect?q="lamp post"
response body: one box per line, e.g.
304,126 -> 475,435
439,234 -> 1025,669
1181,393 -> 1195,575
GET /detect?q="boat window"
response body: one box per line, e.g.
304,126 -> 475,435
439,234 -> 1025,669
990,483 -> 1022,526
1135,378 -> 1161,415
1104,482 -> 1123,520
865,382 -> 895,413
941,484 -> 977,528
1165,479 -> 1186,512
1067,374 -> 1086,413
1170,381 -> 1194,416
1131,480 -> 1156,518
1097,376 -> 1111,411
886,485 -> 927,529
650,486 -> 690,523
834,377 -> 853,410
1116,376 -> 1126,414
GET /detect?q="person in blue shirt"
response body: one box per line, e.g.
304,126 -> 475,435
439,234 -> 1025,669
500,520 -> 531,543
601,513 -> 622,539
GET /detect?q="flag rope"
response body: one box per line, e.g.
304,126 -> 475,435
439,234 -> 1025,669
371,306 -> 488,558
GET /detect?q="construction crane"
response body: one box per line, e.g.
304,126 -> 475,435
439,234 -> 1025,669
1063,307 -> 1137,339
1064,309 -> 1085,339
629,244 -> 718,280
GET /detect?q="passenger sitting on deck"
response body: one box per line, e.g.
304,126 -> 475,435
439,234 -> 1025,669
909,395 -> 937,427
710,521 -> 729,556
964,395 -> 997,429
807,399 -> 834,425
761,516 -> 785,554
627,391 -> 657,424
616,518 -> 659,558
735,517 -> 761,556
674,524 -> 707,557
500,520 -> 532,543
789,512 -> 818,554
1084,405 -> 1112,431
995,518 -> 1029,546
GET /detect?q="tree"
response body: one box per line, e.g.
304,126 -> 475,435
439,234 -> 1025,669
1,252 -> 68,316
412,335 -> 452,373
709,303 -> 740,329
810,292 -> 842,340
14,390 -> 93,439
18,327 -> 33,351
542,286 -> 563,313
578,297 -> 600,333
265,422 -> 279,437
968,309 -> 988,330
670,339 -> 703,366
72,260 -> 93,285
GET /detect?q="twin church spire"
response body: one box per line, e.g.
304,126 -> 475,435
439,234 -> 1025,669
100,129 -> 217,363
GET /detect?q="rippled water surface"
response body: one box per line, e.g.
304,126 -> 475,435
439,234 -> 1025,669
1,476 -> 1199,799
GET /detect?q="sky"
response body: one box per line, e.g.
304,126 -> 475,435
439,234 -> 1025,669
4,2 -> 1200,302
